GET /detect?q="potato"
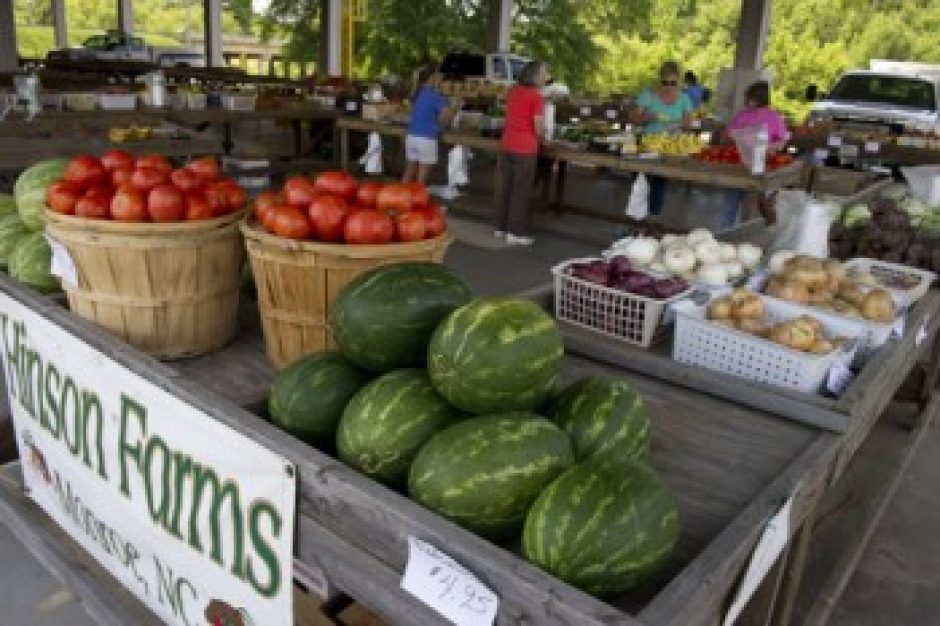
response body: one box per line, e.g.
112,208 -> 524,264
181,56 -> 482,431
809,338 -> 835,355
796,315 -> 824,337
770,320 -> 816,351
824,258 -> 846,283
837,283 -> 867,308
861,289 -> 895,323
708,296 -> 733,320
736,318 -> 767,335
776,281 -> 810,304
732,293 -> 765,320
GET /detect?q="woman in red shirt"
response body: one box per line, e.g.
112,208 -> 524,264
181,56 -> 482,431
495,61 -> 549,246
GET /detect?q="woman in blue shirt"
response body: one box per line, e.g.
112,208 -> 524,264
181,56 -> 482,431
403,63 -> 461,185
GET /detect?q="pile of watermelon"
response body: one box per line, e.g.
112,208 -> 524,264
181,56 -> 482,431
45,152 -> 246,222
265,261 -> 680,599
253,171 -> 447,244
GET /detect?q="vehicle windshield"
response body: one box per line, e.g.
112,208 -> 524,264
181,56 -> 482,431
441,53 -> 486,78
828,74 -> 936,111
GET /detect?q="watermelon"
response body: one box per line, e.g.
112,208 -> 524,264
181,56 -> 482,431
9,233 -> 59,293
268,352 -> 371,446
428,298 -> 563,414
0,193 -> 16,217
330,262 -> 473,373
14,158 -> 69,231
408,413 -> 574,540
522,460 -> 679,598
337,369 -> 464,486
550,377 -> 651,465
0,214 -> 30,267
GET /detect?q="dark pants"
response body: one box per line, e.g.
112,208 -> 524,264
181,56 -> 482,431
495,151 -> 537,235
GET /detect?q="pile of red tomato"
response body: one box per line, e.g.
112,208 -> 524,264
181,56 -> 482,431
254,171 -> 447,244
47,151 -> 247,222
694,145 -> 795,170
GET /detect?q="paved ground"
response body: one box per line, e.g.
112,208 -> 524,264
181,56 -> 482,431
1,144 -> 939,625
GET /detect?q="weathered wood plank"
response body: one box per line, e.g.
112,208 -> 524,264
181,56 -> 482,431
0,462 -> 162,626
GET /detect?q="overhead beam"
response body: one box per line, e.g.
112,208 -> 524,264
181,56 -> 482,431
733,0 -> 772,71
326,0 -> 341,77
52,0 -> 68,49
0,0 -> 17,72
203,0 -> 224,68
117,0 -> 133,35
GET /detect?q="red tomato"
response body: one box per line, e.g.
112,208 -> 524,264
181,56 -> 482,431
403,182 -> 430,208
308,194 -> 350,242
64,155 -> 106,189
344,209 -> 395,244
267,205 -> 312,240
204,184 -> 229,216
147,184 -> 186,222
215,178 -> 247,212
313,170 -> 357,202
110,185 -> 148,222
135,154 -> 172,174
185,191 -> 215,221
356,181 -> 384,208
74,195 -> 110,219
283,176 -> 318,208
100,149 -> 135,172
130,167 -> 169,192
111,167 -> 133,187
412,204 -> 447,237
169,168 -> 203,193
185,156 -> 220,182
253,191 -> 282,224
375,183 -> 413,215
46,181 -> 82,215
395,211 -> 427,242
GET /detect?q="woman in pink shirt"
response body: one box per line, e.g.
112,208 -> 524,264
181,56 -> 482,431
725,81 -> 790,151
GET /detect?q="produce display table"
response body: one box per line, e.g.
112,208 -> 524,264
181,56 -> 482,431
790,132 -> 940,167
0,273 -> 843,626
336,117 -> 806,196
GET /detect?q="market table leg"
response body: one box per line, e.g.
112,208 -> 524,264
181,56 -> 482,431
222,122 -> 234,155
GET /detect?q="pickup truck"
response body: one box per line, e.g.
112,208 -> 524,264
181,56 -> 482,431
807,70 -> 940,133
46,30 -> 205,67
440,51 -> 569,98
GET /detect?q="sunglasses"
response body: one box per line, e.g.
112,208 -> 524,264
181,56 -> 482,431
661,80 -> 678,86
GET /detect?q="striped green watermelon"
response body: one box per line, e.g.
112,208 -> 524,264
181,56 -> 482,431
522,460 -> 679,598
0,214 -> 30,268
428,298 -> 563,414
14,158 -> 69,231
9,232 -> 59,293
408,413 -> 574,540
550,377 -> 651,465
337,369 -> 464,486
268,352 -> 371,446
330,262 -> 473,373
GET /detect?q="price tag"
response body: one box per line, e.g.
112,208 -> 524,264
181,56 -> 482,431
916,323 -> 928,347
723,492 -> 796,625
45,235 -> 78,288
839,144 -> 859,159
401,537 -> 498,626
605,109 -> 617,120
580,106 -> 591,116
892,316 -> 905,339
827,135 -> 843,148
813,148 -> 829,163
826,359 -> 855,396
345,101 -> 358,112
864,141 -> 881,153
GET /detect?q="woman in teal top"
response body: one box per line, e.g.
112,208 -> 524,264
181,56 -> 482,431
630,61 -> 694,215
632,60 -> 694,133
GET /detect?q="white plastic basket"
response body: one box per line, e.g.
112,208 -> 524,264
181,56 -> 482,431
673,297 -> 859,393
843,257 -> 936,309
552,258 -> 693,348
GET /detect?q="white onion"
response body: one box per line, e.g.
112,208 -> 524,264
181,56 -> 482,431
723,261 -> 744,279
718,242 -> 738,262
694,241 -> 722,266
737,243 -> 763,269
662,246 -> 697,275
623,237 -> 660,266
687,228 -> 715,246
698,264 -> 729,286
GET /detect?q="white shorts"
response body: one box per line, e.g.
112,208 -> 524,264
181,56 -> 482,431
405,135 -> 439,165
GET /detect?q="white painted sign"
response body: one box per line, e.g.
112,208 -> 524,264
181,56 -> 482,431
401,536 -> 498,626
723,492 -> 796,625
0,294 -> 296,626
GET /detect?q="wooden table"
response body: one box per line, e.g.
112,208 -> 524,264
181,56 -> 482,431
790,132 -> 940,167
336,117 -> 806,196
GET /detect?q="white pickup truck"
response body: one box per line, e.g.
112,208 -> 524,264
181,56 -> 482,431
807,67 -> 940,133
46,31 -> 204,67
440,51 -> 569,98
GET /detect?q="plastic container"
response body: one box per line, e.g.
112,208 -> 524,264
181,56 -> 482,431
901,165 -> 940,206
843,257 -> 936,309
552,258 -> 693,349
673,296 -> 859,393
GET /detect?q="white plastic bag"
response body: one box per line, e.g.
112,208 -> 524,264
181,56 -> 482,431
448,145 -> 470,186
626,173 -> 650,220
901,165 -> 940,206
768,189 -> 836,257
358,132 -> 383,174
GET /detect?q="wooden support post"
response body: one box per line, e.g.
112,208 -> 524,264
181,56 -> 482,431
203,0 -> 224,68
52,0 -> 68,49
116,0 -> 133,34
0,0 -> 18,72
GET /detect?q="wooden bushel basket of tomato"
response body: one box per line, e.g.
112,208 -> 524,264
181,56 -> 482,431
241,170 -> 452,368
44,152 -> 248,359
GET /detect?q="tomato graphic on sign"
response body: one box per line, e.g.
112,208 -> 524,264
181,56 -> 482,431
21,430 -> 51,484
205,599 -> 256,626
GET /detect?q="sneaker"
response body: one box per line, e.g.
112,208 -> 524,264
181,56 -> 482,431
506,233 -> 535,246
493,230 -> 507,239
